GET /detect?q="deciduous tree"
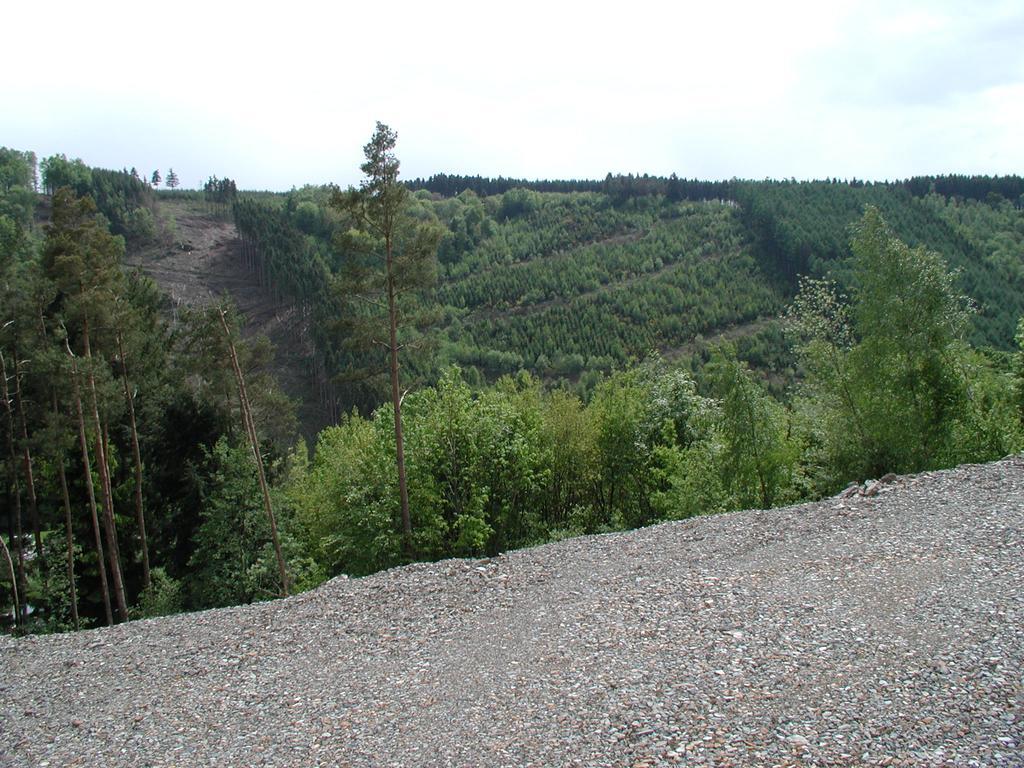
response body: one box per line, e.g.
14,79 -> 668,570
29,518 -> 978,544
788,206 -> 974,484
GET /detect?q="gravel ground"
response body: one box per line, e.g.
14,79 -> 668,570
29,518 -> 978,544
2,458 -> 1022,767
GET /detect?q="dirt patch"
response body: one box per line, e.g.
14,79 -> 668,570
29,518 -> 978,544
126,199 -> 331,444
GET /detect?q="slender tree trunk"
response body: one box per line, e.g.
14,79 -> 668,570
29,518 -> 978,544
100,415 -> 124,589
117,331 -> 150,591
385,238 -> 413,555
42,311 -> 79,627
82,315 -> 128,621
0,351 -> 28,626
13,354 -> 43,559
67,342 -> 113,626
218,310 -> 289,597
55,401 -> 80,630
0,523 -> 18,627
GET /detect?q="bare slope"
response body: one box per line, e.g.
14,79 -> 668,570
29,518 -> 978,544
2,458 -> 1022,767
126,199 -> 330,441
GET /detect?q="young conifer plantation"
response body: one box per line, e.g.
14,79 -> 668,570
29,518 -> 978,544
1,138 -> 1023,632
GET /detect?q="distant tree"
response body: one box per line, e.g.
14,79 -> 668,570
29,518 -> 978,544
165,168 -> 179,189
0,148 -> 36,193
330,122 -> 442,556
40,154 -> 91,196
203,175 -> 237,204
666,172 -> 684,202
150,169 -> 161,187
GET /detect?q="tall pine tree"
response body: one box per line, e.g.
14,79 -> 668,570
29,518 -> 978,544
330,123 -> 442,555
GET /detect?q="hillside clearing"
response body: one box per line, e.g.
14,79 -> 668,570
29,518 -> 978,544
125,198 -> 331,441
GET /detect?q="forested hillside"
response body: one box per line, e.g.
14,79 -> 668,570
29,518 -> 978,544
232,171 -> 1024,411
1,141 -> 1022,634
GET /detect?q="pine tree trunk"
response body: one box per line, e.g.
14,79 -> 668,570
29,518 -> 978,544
218,310 -> 289,597
43,313 -> 78,627
56,416 -> 80,631
0,351 -> 28,626
13,354 -> 43,559
387,261 -> 412,555
82,315 -> 128,621
0,517 -> 18,627
382,227 -> 413,556
117,331 -> 150,591
67,341 -> 113,626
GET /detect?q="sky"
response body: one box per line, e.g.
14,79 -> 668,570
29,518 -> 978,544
4,0 -> 1023,191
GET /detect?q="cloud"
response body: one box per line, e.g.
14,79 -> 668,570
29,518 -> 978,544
802,1 -> 1024,107
4,0 -> 1022,188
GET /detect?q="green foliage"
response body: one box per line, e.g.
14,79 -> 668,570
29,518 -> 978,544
593,361 -> 727,527
9,142 -> 1024,636
134,567 -> 184,618
188,438 -> 311,609
497,187 -> 541,220
705,347 -> 800,508
22,534 -> 81,634
736,180 -> 1024,348
1,159 -> 309,634
0,147 -> 36,193
947,348 -> 1023,462
0,148 -> 38,228
87,168 -> 157,242
290,415 -> 403,576
1015,318 -> 1024,427
123,206 -> 155,242
42,188 -> 126,338
229,176 -> 1024,416
41,154 -> 92,196
787,207 -> 1009,488
443,201 -> 779,373
290,360 -> 743,581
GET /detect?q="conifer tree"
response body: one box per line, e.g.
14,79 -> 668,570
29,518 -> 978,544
43,189 -> 129,621
116,325 -> 150,590
331,123 -> 442,555
217,308 -> 289,596
0,350 -> 28,626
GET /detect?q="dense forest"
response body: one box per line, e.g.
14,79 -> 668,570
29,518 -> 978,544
1,139 -> 1022,633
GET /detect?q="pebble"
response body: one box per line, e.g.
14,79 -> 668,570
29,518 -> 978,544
1,457 -> 1022,767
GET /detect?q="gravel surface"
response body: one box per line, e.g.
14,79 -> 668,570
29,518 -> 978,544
2,458 -> 1022,767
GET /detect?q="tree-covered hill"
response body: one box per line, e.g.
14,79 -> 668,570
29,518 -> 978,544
733,180 -> 1024,347
2,142 -> 1022,634
230,173 -> 1024,412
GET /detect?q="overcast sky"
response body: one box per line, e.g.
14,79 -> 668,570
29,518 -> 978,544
5,0 -> 1023,190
